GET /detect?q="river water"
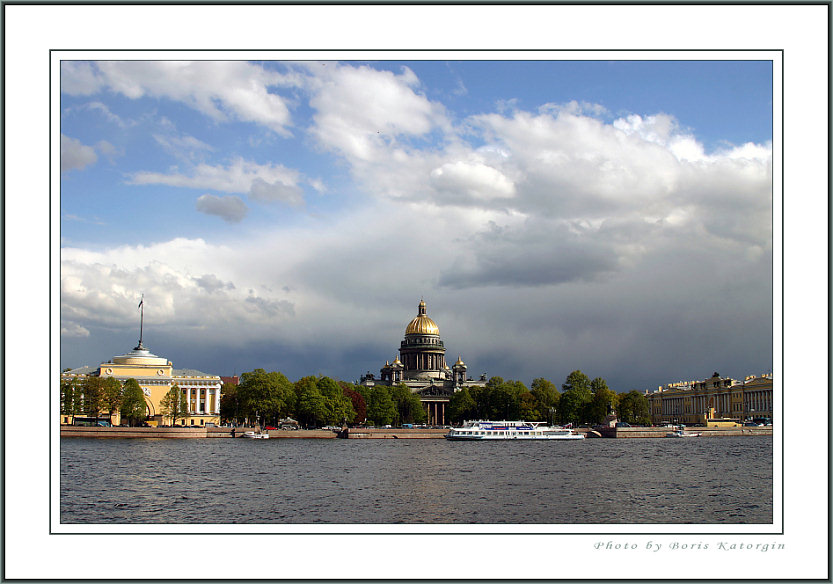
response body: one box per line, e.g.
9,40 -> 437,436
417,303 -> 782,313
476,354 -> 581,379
60,436 -> 772,524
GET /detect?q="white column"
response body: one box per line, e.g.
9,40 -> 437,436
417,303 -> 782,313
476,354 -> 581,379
214,387 -> 220,414
186,387 -> 192,414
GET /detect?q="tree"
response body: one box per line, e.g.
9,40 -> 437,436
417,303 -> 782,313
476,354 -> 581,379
586,378 -> 618,424
519,391 -> 541,421
559,370 -> 592,425
294,376 -> 328,428
390,384 -> 426,425
83,377 -> 105,421
618,390 -> 651,426
339,382 -> 366,425
120,378 -> 147,426
531,378 -> 560,423
60,378 -> 82,415
317,376 -> 356,426
102,377 -> 123,423
237,369 -> 295,425
160,384 -> 189,426
448,388 -> 477,424
219,382 -> 240,425
362,386 -> 396,427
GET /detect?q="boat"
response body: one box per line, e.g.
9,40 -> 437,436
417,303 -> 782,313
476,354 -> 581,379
445,420 -> 585,441
665,425 -> 701,438
242,431 -> 270,439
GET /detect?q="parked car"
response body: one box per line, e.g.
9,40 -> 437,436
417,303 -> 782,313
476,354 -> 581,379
615,422 -> 631,428
265,426 -> 277,430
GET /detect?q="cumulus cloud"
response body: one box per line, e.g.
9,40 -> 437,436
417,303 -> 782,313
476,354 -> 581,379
61,61 -> 299,135
195,194 -> 248,223
60,238 -> 297,339
61,134 -> 98,172
307,63 -> 448,162
430,159 -> 516,203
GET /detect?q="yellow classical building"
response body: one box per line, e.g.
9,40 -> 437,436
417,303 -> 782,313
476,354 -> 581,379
60,341 -> 222,427
647,372 -> 773,426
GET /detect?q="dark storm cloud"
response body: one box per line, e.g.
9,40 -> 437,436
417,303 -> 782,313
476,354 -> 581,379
439,220 -> 619,288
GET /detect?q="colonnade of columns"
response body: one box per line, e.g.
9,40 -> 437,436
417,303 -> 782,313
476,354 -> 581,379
403,352 -> 446,371
183,385 -> 221,415
424,401 -> 446,425
743,390 -> 772,416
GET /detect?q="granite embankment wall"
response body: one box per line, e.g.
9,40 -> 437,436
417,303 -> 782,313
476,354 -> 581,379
60,426 -> 338,439
593,426 -> 773,438
60,426 -> 772,439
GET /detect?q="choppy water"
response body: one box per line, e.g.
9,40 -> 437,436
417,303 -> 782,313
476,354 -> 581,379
60,436 -> 772,524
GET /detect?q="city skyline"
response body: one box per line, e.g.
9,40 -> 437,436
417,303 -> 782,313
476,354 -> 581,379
60,59 -> 774,391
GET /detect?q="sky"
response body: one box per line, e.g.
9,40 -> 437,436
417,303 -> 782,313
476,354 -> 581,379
59,59 -> 774,391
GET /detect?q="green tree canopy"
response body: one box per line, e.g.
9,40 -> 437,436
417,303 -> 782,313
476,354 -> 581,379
60,378 -> 82,415
294,376 -> 328,428
219,382 -> 240,424
559,370 -> 593,424
448,387 -> 477,424
160,384 -> 189,425
317,376 -> 356,425
586,378 -> 618,424
360,385 -> 397,426
390,384 -> 426,425
120,378 -> 147,426
102,377 -> 123,421
237,369 -> 295,424
531,378 -> 560,423
83,377 -> 105,419
618,390 -> 651,426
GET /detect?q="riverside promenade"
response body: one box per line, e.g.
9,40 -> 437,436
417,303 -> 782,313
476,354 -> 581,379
60,425 -> 772,439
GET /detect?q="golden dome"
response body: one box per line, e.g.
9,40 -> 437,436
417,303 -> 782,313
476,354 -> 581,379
405,299 -> 440,336
455,356 -> 466,366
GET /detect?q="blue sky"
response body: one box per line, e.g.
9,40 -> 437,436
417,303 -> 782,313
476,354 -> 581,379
60,59 -> 773,390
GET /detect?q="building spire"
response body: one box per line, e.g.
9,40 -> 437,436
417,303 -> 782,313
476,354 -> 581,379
135,294 -> 146,350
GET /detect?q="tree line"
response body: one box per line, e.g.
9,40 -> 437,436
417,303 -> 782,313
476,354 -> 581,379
61,368 -> 652,428
61,376 -> 154,426
447,370 -> 651,426
219,369 -> 429,428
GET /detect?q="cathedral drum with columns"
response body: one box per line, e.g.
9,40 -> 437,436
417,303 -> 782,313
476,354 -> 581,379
360,300 -> 486,425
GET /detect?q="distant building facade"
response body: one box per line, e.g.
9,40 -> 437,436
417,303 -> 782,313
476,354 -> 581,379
360,299 -> 487,424
60,340 -> 222,427
647,372 -> 773,426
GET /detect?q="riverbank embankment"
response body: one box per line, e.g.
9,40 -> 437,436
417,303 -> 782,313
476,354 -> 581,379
60,425 -> 772,439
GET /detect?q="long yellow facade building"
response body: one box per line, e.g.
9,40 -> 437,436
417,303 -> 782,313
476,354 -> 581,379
60,342 -> 221,427
647,372 -> 773,426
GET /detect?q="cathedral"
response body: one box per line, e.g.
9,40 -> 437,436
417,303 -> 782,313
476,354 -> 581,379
359,299 -> 487,424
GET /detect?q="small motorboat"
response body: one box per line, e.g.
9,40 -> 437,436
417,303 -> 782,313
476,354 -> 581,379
665,425 -> 701,438
242,431 -> 270,439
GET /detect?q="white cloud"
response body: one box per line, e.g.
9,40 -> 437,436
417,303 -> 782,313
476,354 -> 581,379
430,159 -> 516,202
61,134 -> 98,172
61,321 -> 90,338
61,61 -> 299,135
249,178 -> 304,206
129,157 -> 305,203
195,194 -> 248,223
307,63 -> 448,162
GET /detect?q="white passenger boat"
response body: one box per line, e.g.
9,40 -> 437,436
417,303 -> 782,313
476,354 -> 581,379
445,420 -> 585,440
242,431 -> 270,439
